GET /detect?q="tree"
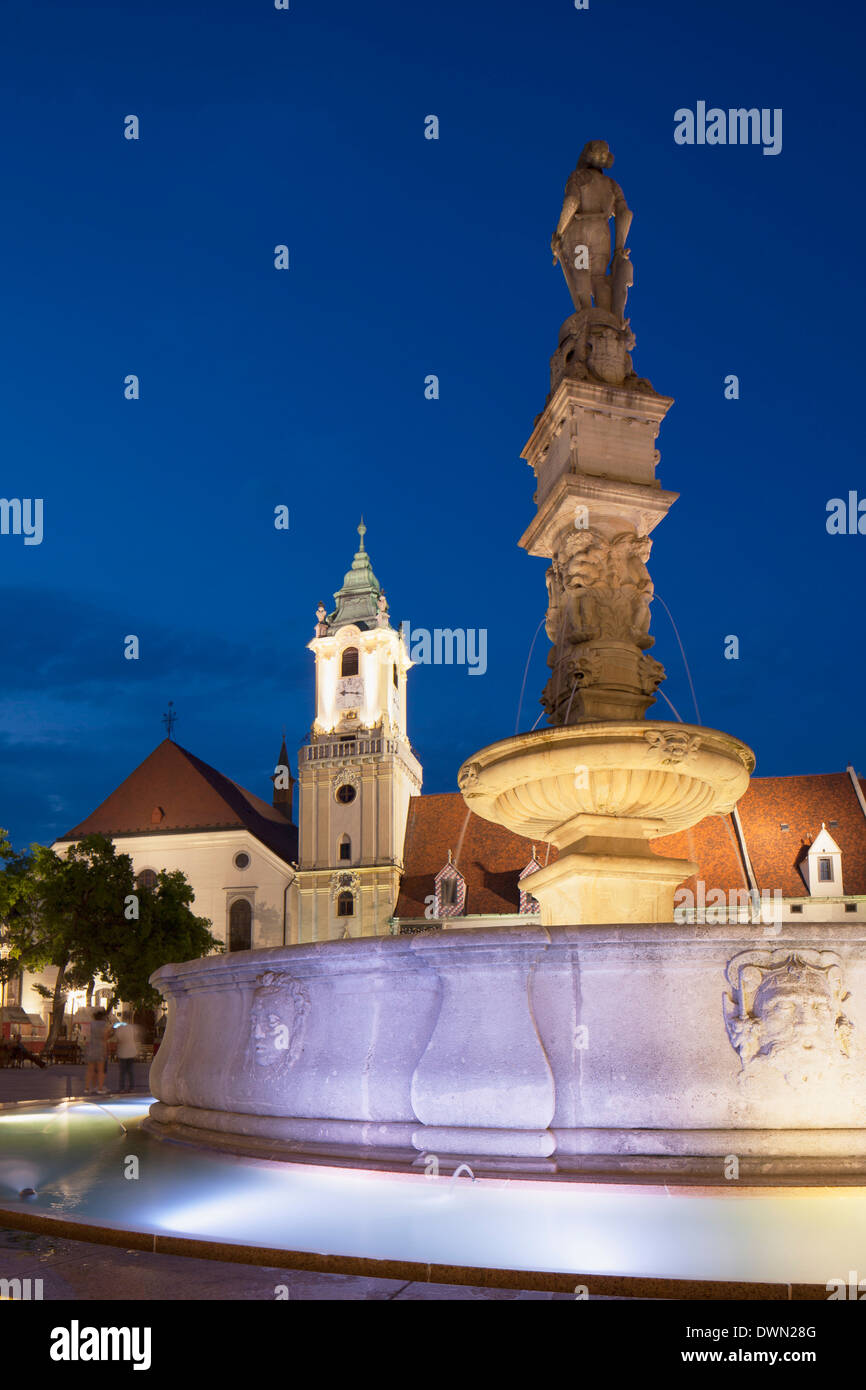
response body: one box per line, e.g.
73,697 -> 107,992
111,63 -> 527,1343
0,833 -> 218,1038
0,831 -> 37,1006
7,835 -> 136,1048
105,868 -> 219,1010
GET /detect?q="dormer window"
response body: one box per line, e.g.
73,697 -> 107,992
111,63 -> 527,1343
802,824 -> 843,898
440,877 -> 458,906
434,856 -> 466,918
518,850 -> 543,914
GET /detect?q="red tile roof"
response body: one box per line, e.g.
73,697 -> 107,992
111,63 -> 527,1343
396,792 -> 547,917
735,772 -> 866,897
396,772 -> 866,917
651,815 -> 747,896
55,739 -> 298,865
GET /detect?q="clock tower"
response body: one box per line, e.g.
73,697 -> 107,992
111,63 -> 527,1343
295,522 -> 422,940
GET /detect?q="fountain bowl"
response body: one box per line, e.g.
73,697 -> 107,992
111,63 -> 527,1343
457,721 -> 755,924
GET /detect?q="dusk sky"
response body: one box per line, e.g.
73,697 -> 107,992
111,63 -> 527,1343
1,0 -> 863,850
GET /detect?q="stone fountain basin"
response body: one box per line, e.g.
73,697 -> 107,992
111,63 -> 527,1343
457,721 -> 755,847
146,922 -> 866,1175
4,1098 -> 866,1292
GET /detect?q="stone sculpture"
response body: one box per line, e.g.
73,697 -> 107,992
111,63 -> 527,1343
541,527 -> 658,724
455,137 -> 754,923
250,970 -> 309,1071
724,950 -> 854,1085
549,140 -> 645,391
551,140 -> 632,317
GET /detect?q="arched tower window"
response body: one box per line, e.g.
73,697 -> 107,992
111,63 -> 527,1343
337,891 -> 354,917
229,898 -> 252,952
341,647 -> 359,677
339,834 -> 352,862
136,869 -> 158,891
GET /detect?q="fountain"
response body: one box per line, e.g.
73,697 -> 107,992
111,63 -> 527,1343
3,140 -> 865,1295
136,140 -> 866,1180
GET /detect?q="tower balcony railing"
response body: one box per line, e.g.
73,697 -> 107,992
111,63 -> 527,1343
300,735 -> 395,762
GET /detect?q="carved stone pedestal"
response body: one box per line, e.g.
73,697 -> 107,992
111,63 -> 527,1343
520,369 -> 679,726
526,839 -> 696,927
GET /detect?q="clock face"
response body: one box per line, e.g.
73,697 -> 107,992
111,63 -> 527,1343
336,676 -> 364,710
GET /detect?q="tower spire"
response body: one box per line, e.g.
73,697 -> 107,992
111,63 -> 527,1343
319,521 -> 382,632
272,732 -> 295,821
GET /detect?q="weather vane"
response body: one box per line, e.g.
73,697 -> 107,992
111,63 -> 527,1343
162,701 -> 177,740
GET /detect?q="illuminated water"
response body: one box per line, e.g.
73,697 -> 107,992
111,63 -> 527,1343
1,1099 -> 865,1284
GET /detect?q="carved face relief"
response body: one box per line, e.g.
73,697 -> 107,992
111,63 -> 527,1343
724,951 -> 853,1085
250,972 -> 309,1070
644,730 -> 700,765
638,654 -> 666,695
458,761 -> 481,792
252,1004 -> 290,1065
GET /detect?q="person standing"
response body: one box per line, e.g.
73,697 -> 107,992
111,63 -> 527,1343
115,1020 -> 140,1094
84,1008 -> 110,1095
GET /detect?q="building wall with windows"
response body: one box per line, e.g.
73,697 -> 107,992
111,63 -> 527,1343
114,829 -> 295,951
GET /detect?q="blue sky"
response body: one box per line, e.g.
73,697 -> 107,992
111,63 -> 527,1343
1,0 -> 864,849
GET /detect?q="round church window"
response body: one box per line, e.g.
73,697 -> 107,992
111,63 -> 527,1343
336,784 -> 356,805
234,852 -> 250,870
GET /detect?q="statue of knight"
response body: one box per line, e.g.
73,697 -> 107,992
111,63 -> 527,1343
550,139 -> 633,320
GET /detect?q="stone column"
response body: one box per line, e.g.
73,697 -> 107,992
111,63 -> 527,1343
521,363 -> 678,726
